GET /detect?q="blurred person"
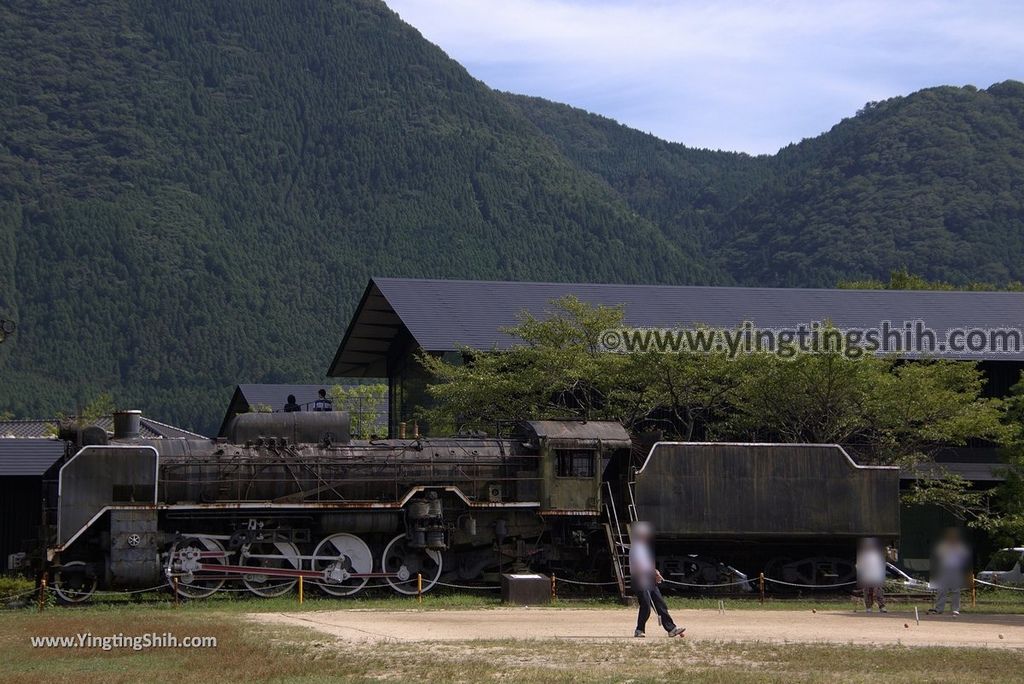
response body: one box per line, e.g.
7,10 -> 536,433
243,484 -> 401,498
856,537 -> 887,613
629,522 -> 685,638
283,394 -> 301,412
928,528 -> 971,616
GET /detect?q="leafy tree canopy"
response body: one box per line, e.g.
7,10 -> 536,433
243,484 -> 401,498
421,297 -> 1005,468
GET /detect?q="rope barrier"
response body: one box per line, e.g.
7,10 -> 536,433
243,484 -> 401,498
51,584 -> 169,597
761,577 -> 856,589
16,566 -> 1022,603
433,580 -> 500,590
0,587 -> 39,602
974,579 -> 1024,592
661,577 -> 753,588
555,577 -> 619,586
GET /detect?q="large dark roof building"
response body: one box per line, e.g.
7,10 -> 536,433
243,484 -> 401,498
329,277 -> 1024,433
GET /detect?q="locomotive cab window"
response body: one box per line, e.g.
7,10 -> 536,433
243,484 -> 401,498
555,449 -> 596,478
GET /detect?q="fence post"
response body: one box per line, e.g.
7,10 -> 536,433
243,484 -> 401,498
38,575 -> 46,612
299,575 -> 304,605
971,573 -> 976,609
551,574 -> 557,602
759,572 -> 765,604
417,572 -> 423,604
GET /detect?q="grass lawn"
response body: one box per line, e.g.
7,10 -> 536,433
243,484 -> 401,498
2,593 -> 1023,683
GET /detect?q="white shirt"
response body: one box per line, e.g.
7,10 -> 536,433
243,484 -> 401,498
629,541 -> 655,589
856,548 -> 886,587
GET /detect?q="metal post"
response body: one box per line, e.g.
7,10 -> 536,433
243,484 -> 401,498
759,572 -> 765,604
173,577 -> 180,608
299,575 -> 304,605
417,573 -> 423,604
38,575 -> 46,612
971,573 -> 976,609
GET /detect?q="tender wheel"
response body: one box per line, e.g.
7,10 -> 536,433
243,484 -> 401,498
241,541 -> 302,597
381,533 -> 442,595
310,533 -> 373,596
52,561 -> 97,604
168,536 -> 227,599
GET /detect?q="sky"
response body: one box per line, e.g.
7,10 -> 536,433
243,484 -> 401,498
385,0 -> 1024,154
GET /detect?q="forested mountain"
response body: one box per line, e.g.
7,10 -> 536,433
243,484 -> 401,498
508,84 -> 1024,288
1,0 -> 1023,434
720,82 -> 1024,287
0,0 -> 724,433
506,94 -> 771,263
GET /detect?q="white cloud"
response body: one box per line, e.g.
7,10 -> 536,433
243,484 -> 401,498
385,0 -> 1024,153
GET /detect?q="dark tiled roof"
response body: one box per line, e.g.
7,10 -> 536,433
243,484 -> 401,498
0,438 -> 66,476
0,417 -> 206,440
329,277 -> 1024,376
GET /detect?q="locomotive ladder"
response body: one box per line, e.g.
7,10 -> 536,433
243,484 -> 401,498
602,476 -> 638,600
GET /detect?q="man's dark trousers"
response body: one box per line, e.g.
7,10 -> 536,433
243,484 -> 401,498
636,584 -> 677,633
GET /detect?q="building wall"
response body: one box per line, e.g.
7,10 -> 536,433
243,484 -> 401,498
387,331 -> 462,436
0,476 -> 44,571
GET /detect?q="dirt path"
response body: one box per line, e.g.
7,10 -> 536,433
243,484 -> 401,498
251,607 -> 1024,649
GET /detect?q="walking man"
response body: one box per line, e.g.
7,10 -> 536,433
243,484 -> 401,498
629,521 -> 685,638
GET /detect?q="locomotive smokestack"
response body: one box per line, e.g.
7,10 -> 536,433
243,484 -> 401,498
113,409 -> 142,440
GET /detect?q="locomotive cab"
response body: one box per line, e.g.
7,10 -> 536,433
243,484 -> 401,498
520,421 -> 632,515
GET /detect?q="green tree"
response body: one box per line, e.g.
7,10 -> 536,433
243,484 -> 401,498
423,299 -> 1008,523
420,297 -> 627,433
974,376 -> 1024,543
331,383 -> 387,438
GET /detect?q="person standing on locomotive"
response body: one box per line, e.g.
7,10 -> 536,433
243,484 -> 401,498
629,522 -> 685,638
313,388 -> 333,411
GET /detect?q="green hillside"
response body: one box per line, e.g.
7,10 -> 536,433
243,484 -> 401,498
2,0 -> 1023,434
717,82 -> 1024,287
505,94 -> 772,259
508,84 -> 1024,288
0,0 -> 721,434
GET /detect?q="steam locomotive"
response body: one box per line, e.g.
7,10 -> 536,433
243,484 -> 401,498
44,410 -> 899,602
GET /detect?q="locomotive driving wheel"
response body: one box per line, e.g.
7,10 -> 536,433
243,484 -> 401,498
381,533 -> 443,595
310,533 -> 373,596
240,541 -> 302,598
52,561 -> 97,604
168,536 -> 227,599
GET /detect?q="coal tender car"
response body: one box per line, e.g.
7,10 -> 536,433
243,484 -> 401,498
47,412 -> 632,602
626,442 -> 901,589
45,411 -> 900,602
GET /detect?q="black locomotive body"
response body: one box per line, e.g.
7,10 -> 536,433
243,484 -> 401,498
44,411 -> 901,602
47,412 -> 631,601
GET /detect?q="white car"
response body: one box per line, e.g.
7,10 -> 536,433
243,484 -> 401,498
978,547 -> 1024,585
885,562 -> 933,593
